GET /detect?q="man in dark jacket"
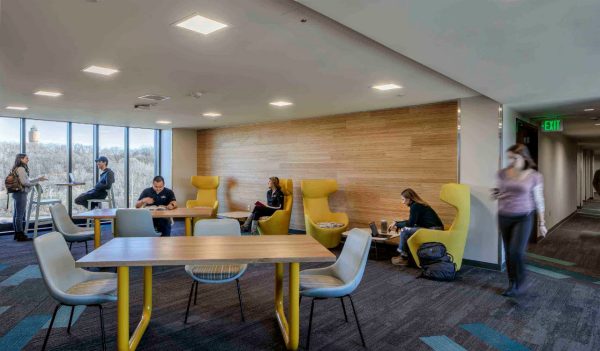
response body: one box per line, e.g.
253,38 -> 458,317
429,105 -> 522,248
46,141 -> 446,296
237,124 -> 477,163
74,156 -> 115,209
594,169 -> 600,198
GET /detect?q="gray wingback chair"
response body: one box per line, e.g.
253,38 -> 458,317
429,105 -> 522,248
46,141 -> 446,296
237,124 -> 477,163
34,232 -> 117,350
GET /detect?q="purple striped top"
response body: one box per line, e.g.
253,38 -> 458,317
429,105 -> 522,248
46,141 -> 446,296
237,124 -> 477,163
497,168 -> 543,216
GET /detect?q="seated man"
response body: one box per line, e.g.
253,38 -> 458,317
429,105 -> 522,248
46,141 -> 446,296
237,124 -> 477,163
74,156 -> 115,209
135,175 -> 177,237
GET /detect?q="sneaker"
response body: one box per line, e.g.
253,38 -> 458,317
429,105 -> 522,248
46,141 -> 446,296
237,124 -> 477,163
391,255 -> 409,266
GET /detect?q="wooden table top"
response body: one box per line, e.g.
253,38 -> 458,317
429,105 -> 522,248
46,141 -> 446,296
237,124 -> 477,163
218,211 -> 252,219
76,235 -> 336,267
73,207 -> 213,219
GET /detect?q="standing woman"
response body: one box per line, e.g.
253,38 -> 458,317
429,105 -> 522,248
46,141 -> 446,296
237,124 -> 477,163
494,144 -> 547,297
241,176 -> 285,234
10,153 -> 47,241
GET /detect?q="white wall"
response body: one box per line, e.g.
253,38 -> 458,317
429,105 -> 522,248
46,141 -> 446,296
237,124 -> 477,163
538,132 -> 578,228
501,106 -> 526,166
459,96 -> 501,266
170,128 -> 197,203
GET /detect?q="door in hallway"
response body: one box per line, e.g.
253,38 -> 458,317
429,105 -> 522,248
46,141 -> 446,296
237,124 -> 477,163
516,119 -> 539,242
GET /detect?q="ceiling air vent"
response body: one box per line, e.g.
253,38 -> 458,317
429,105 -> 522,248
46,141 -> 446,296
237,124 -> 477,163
138,94 -> 170,102
134,103 -> 157,110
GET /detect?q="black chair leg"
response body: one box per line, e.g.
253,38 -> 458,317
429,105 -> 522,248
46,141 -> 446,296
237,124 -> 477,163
306,298 -> 315,350
348,295 -> 366,347
340,297 -> 348,322
235,279 -> 245,322
67,306 -> 75,334
42,304 -> 61,351
184,281 -> 195,324
98,305 -> 107,351
85,241 -> 89,254
69,242 -> 73,251
194,280 -> 199,305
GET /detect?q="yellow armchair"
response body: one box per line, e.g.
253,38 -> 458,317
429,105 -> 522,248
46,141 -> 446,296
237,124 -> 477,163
407,183 -> 470,270
301,179 -> 349,248
258,179 -> 293,235
186,176 -> 219,222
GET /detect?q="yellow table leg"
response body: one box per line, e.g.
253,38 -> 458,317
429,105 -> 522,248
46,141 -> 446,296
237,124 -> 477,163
94,219 -> 101,248
117,266 -> 153,351
275,262 -> 300,350
185,217 -> 192,236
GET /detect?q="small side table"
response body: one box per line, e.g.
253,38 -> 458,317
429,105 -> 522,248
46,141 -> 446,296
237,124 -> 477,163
218,211 -> 252,223
342,228 -> 399,260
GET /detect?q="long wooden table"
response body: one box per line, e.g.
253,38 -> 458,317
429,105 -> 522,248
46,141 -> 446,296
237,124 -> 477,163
76,235 -> 336,351
73,207 -> 213,248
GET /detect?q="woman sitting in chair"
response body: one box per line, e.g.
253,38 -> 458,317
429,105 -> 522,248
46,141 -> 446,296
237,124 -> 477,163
241,177 -> 285,234
389,188 -> 444,266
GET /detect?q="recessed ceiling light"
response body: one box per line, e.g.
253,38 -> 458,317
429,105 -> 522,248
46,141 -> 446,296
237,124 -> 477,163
82,65 -> 119,76
270,101 -> 293,107
585,108 -> 595,112
174,14 -> 228,35
203,112 -> 222,118
156,120 -> 172,125
34,90 -> 63,97
6,106 -> 28,111
372,83 -> 402,91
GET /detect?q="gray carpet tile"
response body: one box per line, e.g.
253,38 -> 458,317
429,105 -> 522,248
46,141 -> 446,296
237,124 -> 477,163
0,219 -> 599,350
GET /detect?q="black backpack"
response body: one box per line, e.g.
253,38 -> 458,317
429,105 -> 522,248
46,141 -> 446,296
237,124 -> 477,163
417,242 -> 456,281
4,169 -> 22,194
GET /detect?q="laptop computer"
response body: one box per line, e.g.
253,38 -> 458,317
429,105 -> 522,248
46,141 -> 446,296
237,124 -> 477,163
369,222 -> 390,238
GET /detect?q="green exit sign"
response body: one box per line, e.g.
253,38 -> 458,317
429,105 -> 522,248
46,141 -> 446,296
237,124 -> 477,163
541,119 -> 562,132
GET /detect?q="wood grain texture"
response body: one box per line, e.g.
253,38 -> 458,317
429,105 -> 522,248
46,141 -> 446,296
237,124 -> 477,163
73,207 -> 213,219
76,236 -> 336,267
197,101 -> 458,230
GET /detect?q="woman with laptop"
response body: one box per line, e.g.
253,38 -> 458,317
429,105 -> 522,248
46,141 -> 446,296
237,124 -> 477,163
389,188 -> 444,266
241,176 -> 284,234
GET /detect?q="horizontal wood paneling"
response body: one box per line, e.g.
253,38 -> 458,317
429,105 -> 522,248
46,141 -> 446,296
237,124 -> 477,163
197,101 -> 458,230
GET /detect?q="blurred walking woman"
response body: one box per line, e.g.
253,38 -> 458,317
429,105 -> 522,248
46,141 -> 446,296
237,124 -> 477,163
10,154 -> 46,241
494,144 -> 547,297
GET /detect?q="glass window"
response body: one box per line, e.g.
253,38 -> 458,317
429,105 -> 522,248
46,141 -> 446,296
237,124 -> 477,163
25,119 -> 68,216
71,124 -> 95,213
0,117 -> 22,224
128,128 -> 156,207
99,126 -> 125,208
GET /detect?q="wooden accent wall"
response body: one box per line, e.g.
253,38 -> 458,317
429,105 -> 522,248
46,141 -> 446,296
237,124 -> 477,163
197,101 -> 458,230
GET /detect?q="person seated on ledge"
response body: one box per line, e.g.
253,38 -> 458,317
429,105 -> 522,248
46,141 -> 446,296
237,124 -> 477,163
241,176 -> 284,234
135,175 -> 177,237
74,156 -> 115,209
389,188 -> 444,266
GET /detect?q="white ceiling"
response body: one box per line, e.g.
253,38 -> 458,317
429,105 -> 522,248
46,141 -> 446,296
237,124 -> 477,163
0,0 -> 477,129
297,0 -> 600,115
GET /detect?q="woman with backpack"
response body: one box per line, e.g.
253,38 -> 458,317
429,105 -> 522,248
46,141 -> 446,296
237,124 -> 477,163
493,144 -> 547,297
389,188 -> 444,266
9,153 -> 47,241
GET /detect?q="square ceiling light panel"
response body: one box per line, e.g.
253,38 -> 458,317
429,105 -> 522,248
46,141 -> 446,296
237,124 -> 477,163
174,14 -> 228,35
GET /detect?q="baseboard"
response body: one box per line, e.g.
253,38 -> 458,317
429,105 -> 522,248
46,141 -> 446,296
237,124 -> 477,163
463,259 -> 505,272
548,210 -> 577,234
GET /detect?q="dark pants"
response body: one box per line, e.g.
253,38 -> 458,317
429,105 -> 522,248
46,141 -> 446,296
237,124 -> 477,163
12,191 -> 28,233
252,206 -> 277,219
499,212 -> 534,288
396,226 -> 443,256
153,218 -> 171,237
74,190 -> 107,209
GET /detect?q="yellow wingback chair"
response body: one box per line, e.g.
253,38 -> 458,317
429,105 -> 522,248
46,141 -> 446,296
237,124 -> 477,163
186,176 -> 219,221
407,183 -> 470,270
257,179 -> 293,235
301,179 -> 349,248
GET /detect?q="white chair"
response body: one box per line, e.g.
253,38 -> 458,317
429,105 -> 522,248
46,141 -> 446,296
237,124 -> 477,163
50,204 -> 94,254
300,228 -> 372,349
26,183 -> 62,238
34,232 -> 116,351
115,209 -> 161,237
184,219 -> 247,323
86,188 -> 115,227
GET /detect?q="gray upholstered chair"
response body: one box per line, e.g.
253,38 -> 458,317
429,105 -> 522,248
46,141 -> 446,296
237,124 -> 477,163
34,232 -> 117,351
184,219 -> 247,323
300,228 -> 372,349
50,204 -> 94,253
115,209 -> 161,237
